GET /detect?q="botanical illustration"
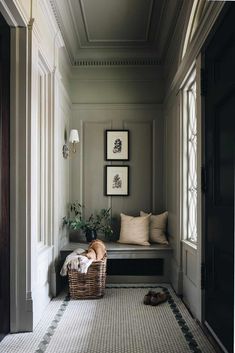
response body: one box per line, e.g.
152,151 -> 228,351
106,130 -> 129,160
112,174 -> 122,189
113,138 -> 122,154
106,165 -> 129,196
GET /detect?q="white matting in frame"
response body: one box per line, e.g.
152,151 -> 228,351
105,130 -> 129,161
105,165 -> 129,196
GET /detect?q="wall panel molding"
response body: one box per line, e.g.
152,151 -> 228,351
7,0 -> 72,333
10,26 -> 32,332
72,103 -> 161,111
123,119 -> 155,212
71,103 -> 164,238
81,120 -> 112,213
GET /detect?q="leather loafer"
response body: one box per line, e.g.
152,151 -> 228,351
150,291 -> 168,306
143,290 -> 156,305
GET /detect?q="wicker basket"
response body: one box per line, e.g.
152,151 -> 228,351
68,255 -> 107,299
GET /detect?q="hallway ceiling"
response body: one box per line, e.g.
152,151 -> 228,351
50,0 -> 184,65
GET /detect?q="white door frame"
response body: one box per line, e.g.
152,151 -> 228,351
0,2 -> 33,332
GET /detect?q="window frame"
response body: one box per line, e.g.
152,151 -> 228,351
181,66 -> 198,245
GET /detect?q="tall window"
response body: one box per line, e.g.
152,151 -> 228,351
182,69 -> 197,243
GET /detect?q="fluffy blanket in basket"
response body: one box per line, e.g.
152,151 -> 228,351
60,240 -> 106,276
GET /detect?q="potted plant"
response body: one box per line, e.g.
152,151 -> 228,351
63,201 -> 113,242
97,208 -> 114,241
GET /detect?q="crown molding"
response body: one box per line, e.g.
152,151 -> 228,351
73,58 -> 161,67
162,0 -> 184,61
0,0 -> 28,26
38,0 -> 64,47
49,0 -> 184,67
49,0 -> 75,63
164,1 -> 224,107
49,0 -> 168,65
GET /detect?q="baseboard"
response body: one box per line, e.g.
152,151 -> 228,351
11,296 -> 33,333
170,257 -> 183,295
0,333 -> 6,342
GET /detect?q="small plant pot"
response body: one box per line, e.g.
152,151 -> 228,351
85,229 -> 97,243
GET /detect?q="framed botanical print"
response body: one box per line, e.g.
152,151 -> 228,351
105,165 -> 129,196
105,130 -> 129,161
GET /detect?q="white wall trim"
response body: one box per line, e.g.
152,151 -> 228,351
72,103 -> 162,111
52,67 -> 71,294
5,0 -> 72,331
38,0 -> 64,47
79,120 -> 84,208
181,239 -> 197,251
0,0 -> 29,26
71,103 -> 163,236
170,256 -> 183,295
164,2 -> 224,106
10,26 -> 33,332
58,73 -> 72,107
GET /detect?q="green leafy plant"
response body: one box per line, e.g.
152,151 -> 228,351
63,201 -> 113,239
97,208 -> 114,240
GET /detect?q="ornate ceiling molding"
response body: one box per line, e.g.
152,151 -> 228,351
49,0 -> 185,66
49,0 -> 75,62
162,0 -> 184,60
79,0 -> 154,44
73,58 -> 161,67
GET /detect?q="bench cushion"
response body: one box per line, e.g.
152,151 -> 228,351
118,213 -> 150,246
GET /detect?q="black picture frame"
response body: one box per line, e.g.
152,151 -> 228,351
105,165 -> 129,196
105,130 -> 129,161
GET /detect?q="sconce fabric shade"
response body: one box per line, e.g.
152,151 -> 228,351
63,129 -> 80,158
69,129 -> 79,143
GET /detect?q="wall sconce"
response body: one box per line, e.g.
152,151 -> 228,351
62,129 -> 80,159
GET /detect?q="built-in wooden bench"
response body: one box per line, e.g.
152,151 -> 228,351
60,242 -> 172,284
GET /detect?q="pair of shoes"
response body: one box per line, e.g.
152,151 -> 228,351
143,290 -> 168,306
143,290 -> 155,305
150,291 -> 168,306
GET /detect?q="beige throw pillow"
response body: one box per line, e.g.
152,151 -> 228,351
118,213 -> 151,246
140,211 -> 168,244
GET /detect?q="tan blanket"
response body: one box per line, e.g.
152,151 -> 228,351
60,248 -> 93,276
60,240 -> 106,276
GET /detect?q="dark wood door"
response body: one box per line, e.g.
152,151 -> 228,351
203,5 -> 235,353
0,13 -> 10,341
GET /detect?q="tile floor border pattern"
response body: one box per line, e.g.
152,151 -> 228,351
34,296 -> 70,353
34,285 -> 204,353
